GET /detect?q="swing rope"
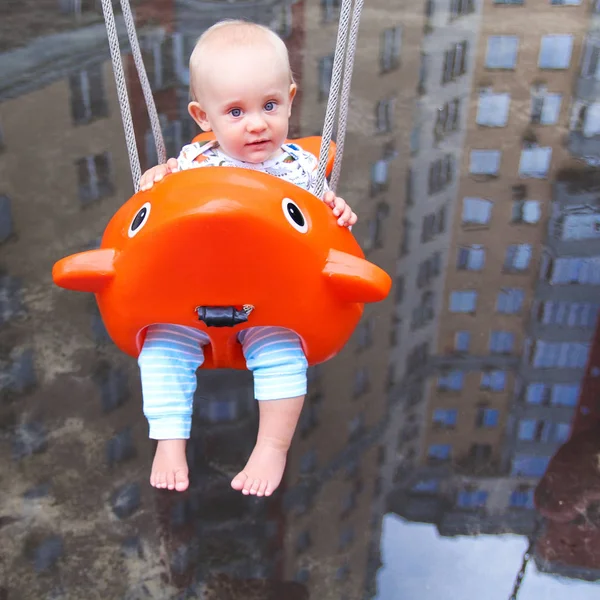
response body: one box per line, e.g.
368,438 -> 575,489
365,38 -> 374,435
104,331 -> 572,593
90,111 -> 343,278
313,0 -> 352,198
101,1 -> 363,195
100,0 -> 166,192
329,0 -> 364,193
99,0 -> 141,191
120,0 -> 167,168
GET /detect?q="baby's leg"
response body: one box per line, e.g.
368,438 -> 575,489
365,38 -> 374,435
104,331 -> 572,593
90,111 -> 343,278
138,324 -> 209,492
232,327 -> 308,497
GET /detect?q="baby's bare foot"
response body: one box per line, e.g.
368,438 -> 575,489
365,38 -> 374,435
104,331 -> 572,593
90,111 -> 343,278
231,439 -> 288,497
151,439 -> 189,492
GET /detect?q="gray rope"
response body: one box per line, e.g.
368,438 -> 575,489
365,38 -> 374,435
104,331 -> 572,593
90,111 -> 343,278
329,0 -> 364,192
120,0 -> 167,167
99,0 -> 141,192
313,0 -> 353,199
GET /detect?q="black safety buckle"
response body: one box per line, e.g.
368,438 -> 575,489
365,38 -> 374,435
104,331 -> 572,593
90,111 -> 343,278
195,305 -> 254,327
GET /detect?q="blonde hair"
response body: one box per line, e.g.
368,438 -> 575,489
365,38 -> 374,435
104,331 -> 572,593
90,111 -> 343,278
189,20 -> 295,102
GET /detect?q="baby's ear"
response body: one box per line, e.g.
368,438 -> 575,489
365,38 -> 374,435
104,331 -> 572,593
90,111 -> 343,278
289,83 -> 297,104
288,83 -> 297,116
188,102 -> 211,131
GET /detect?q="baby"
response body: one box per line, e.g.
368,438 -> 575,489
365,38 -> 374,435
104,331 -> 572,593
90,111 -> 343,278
138,20 -> 357,496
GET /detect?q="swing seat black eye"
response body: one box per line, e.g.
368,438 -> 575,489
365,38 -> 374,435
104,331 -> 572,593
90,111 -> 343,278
128,202 -> 151,238
282,198 -> 308,233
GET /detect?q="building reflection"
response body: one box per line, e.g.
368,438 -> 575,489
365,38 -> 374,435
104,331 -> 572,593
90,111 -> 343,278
4,0 -> 600,598
381,0 -> 600,594
0,0 -> 387,598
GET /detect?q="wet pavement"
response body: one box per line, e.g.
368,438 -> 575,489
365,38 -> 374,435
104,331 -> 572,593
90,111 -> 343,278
2,0 -> 600,598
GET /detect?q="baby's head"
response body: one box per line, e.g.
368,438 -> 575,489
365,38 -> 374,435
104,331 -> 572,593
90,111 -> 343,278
188,20 -> 297,164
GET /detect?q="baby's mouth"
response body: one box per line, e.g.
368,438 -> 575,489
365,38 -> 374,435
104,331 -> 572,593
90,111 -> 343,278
247,139 -> 269,146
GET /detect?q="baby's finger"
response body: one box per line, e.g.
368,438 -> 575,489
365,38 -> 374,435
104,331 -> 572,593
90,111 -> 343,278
323,191 -> 336,207
140,175 -> 154,191
153,167 -> 167,182
341,205 -> 353,223
347,211 -> 358,226
337,206 -> 351,226
166,158 -> 179,172
333,197 -> 346,217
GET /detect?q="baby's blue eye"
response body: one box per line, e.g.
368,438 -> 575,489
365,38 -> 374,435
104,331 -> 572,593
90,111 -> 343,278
264,101 -> 276,112
230,108 -> 242,117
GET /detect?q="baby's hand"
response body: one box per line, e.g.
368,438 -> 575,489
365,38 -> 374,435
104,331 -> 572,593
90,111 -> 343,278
323,191 -> 357,228
139,158 -> 179,191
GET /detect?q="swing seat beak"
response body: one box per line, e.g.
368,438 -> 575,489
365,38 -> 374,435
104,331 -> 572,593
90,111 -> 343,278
52,249 -> 117,293
322,249 -> 391,303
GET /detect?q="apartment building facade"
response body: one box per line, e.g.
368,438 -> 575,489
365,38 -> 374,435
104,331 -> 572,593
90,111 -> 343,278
381,0 -> 484,499
383,0 -> 597,562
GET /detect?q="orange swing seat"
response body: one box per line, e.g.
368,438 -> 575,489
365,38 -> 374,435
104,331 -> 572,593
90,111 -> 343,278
52,135 -> 392,370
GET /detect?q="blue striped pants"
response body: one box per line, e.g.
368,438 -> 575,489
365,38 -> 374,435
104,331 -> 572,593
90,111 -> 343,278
138,324 -> 308,439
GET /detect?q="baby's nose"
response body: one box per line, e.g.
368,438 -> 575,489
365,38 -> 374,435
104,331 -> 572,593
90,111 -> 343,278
247,115 -> 267,132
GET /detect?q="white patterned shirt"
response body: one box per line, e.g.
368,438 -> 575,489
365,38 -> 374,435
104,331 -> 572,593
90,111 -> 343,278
176,139 -> 330,197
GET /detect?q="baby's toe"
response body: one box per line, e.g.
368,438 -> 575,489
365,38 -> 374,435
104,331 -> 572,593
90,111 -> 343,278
242,477 -> 256,495
166,470 -> 176,491
175,471 -> 189,492
231,472 -> 248,491
257,480 -> 269,497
